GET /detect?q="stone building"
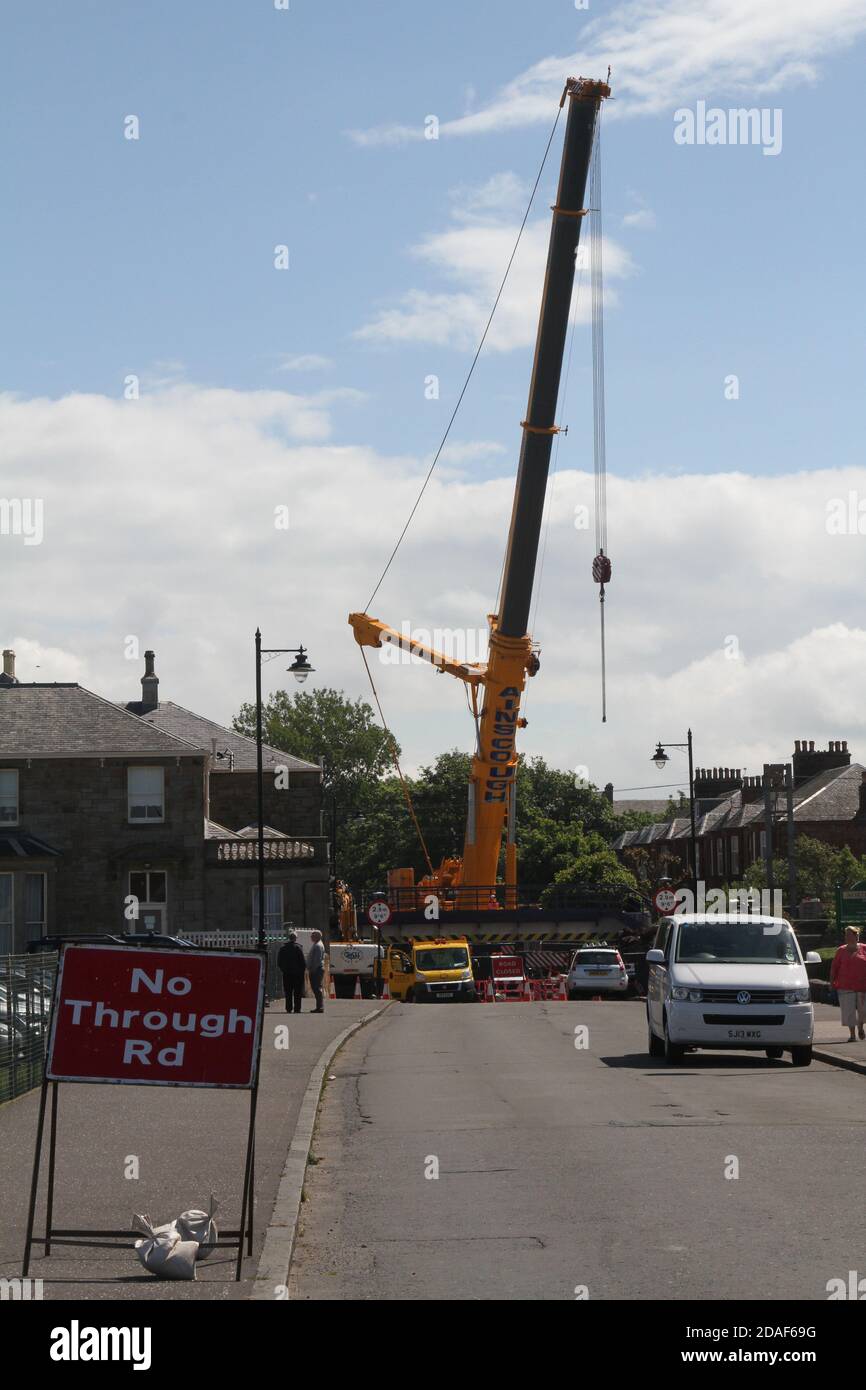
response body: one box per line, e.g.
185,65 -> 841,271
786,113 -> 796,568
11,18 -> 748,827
0,648 -> 328,952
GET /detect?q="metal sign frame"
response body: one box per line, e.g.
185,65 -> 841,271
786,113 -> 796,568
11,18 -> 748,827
23,944 -> 267,1283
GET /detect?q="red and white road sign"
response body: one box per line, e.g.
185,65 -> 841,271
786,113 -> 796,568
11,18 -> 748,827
367,900 -> 392,927
46,945 -> 265,1089
653,886 -> 678,915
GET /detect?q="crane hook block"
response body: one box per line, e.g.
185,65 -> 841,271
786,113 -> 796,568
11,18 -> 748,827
592,552 -> 612,585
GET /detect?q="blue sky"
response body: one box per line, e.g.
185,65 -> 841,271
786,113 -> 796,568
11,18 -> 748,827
3,0 -> 866,798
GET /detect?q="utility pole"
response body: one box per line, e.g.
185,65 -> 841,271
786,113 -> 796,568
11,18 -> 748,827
762,765 -> 775,900
785,763 -> 797,919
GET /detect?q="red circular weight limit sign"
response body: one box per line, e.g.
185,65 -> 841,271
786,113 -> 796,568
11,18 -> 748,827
367,900 -> 392,927
653,887 -> 678,916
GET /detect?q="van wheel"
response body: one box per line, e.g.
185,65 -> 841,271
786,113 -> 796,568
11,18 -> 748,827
648,1018 -> 664,1058
791,1045 -> 812,1067
664,1015 -> 685,1064
765,1047 -> 783,1060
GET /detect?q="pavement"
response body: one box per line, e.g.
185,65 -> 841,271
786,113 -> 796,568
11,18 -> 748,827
812,1001 -> 866,1073
0,998 -> 381,1300
290,998 -> 866,1301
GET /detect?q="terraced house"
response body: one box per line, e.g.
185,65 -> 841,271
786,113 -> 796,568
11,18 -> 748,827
613,740 -> 866,890
0,648 -> 328,952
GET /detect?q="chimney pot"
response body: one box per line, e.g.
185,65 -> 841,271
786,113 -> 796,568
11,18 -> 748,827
140,649 -> 159,713
843,741 -> 849,752
809,741 -> 815,752
2,649 -> 15,680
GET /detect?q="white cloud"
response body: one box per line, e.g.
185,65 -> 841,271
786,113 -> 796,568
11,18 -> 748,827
277,354 -> 333,372
350,0 -> 866,144
438,440 -> 508,466
356,220 -> 635,351
622,208 -> 656,230
3,384 -> 866,797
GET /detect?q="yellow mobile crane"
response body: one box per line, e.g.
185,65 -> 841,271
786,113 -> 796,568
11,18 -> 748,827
350,76 -> 610,912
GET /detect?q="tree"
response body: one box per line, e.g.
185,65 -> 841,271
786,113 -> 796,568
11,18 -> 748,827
233,687 -> 396,805
539,833 -> 642,908
741,835 -> 866,908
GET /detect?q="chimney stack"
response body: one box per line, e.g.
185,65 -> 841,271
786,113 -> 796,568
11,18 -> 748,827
0,649 -> 18,686
140,650 -> 159,713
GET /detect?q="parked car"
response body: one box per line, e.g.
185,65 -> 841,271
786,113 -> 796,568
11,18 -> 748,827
646,913 -> 821,1066
27,933 -> 198,952
566,947 -> 629,999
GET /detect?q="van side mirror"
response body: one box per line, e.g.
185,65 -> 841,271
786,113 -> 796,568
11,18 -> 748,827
646,949 -> 665,964
804,951 -> 822,966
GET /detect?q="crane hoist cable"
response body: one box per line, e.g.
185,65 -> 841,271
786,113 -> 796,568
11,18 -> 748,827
363,89 -> 569,616
589,108 -> 611,723
358,646 -> 435,878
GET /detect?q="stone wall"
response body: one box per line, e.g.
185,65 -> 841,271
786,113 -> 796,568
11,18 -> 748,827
208,769 -> 322,837
4,755 -> 207,946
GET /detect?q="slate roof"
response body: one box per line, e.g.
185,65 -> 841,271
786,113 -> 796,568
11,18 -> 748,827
612,762 -> 865,849
0,684 -> 202,757
133,702 -> 321,775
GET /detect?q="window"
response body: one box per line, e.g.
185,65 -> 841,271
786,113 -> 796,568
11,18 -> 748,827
128,766 -> 165,822
127,870 -> 167,933
0,769 -> 18,825
715,838 -> 725,876
252,885 -> 283,935
24,873 -> 46,944
730,837 -> 740,876
0,873 -> 12,953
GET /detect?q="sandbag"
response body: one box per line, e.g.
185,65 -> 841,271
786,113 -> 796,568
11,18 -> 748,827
177,1195 -> 219,1260
132,1214 -> 198,1281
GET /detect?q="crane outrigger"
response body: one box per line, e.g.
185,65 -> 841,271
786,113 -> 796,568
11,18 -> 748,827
350,76 -> 611,915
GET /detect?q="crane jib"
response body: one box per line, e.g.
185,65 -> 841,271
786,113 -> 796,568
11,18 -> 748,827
498,81 -> 607,641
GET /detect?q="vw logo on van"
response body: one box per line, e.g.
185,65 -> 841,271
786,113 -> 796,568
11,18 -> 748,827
737,990 -> 751,1005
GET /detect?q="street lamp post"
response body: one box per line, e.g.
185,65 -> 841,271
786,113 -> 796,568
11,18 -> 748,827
254,630 -> 314,949
650,729 -> 699,908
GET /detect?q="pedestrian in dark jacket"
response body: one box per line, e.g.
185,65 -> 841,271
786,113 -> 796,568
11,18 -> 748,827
277,932 -> 307,1014
307,931 -> 326,1013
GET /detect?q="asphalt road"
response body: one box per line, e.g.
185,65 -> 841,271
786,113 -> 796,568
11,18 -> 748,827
0,999 -> 381,1300
291,999 -> 866,1301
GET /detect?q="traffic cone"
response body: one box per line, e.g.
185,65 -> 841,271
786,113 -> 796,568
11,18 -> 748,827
380,978 -> 391,1000
353,975 -> 362,1000
328,975 -> 336,1000
522,977 -> 533,1002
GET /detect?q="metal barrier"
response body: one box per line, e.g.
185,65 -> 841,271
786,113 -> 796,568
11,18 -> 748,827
0,954 -> 57,1103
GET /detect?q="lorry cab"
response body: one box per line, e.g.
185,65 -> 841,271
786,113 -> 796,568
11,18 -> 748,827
646,913 -> 821,1066
383,937 -> 477,1003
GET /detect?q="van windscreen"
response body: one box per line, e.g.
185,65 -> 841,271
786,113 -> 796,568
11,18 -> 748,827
675,922 -> 798,965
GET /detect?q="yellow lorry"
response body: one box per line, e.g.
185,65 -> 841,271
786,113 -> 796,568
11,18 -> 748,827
383,937 -> 477,1003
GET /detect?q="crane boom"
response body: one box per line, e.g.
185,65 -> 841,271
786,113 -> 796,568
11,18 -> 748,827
350,76 -> 609,905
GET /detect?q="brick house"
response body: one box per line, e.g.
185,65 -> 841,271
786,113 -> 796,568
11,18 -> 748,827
0,648 -> 328,952
612,740 -> 866,890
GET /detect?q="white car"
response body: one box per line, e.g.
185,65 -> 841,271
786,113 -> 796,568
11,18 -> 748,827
567,947 -> 629,999
646,913 -> 820,1066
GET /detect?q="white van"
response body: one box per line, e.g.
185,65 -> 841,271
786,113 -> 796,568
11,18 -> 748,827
646,914 -> 821,1066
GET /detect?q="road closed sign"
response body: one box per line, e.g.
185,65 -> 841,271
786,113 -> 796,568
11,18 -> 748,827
46,945 -> 265,1089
